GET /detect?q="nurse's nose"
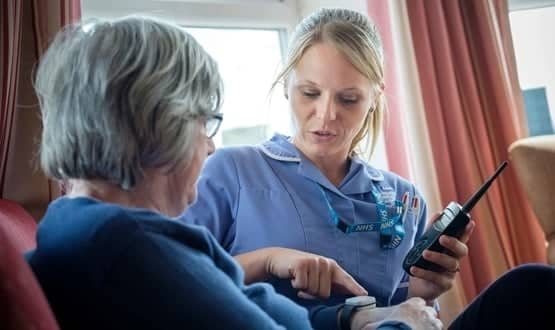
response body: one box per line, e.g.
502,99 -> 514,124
315,94 -> 336,121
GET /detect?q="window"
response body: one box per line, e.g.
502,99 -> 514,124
510,4 -> 555,135
81,0 -> 388,168
185,27 -> 291,147
81,0 -> 298,148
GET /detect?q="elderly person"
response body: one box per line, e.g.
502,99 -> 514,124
26,15 -> 443,330
27,16 -> 311,329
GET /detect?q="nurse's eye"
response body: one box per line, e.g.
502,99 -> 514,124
339,95 -> 359,105
302,90 -> 320,98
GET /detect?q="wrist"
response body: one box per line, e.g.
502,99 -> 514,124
264,247 -> 282,278
339,296 -> 376,330
407,292 -> 435,307
235,247 -> 280,284
407,282 -> 437,306
377,320 -> 412,330
408,277 -> 443,306
350,308 -> 375,330
351,305 -> 397,330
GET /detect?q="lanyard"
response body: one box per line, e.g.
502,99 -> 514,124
317,184 -> 406,249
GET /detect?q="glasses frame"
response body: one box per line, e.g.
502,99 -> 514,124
205,113 -> 224,138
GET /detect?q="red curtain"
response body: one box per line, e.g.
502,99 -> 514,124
32,0 -> 81,58
366,0 -> 412,180
406,0 -> 546,302
0,0 -> 80,213
0,0 -> 24,196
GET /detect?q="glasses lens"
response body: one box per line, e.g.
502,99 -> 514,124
205,114 -> 222,138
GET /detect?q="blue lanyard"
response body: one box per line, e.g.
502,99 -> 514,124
317,184 -> 406,249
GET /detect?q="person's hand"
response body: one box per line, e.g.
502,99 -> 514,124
408,216 -> 475,302
265,247 -> 368,299
360,298 -> 443,330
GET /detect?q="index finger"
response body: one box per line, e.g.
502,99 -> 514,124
331,265 -> 368,296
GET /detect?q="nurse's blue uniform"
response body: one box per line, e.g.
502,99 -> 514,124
181,133 -> 428,316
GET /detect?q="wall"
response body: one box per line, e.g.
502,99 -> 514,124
297,0 -> 367,18
82,0 -> 368,32
82,0 -> 299,32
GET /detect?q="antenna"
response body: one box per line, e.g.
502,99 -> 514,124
462,161 -> 509,213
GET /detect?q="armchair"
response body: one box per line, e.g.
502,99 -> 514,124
509,135 -> 555,265
0,200 -> 59,329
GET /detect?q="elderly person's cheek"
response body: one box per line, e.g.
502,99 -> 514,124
172,166 -> 199,213
206,137 -> 215,156
182,134 -> 212,207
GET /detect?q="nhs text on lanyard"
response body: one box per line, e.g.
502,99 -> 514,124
318,185 -> 406,249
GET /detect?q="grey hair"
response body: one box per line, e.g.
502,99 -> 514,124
35,16 -> 223,190
272,8 -> 385,158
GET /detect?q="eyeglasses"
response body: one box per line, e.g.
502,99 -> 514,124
205,113 -> 223,138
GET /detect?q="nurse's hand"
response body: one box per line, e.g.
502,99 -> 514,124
408,218 -> 475,303
266,247 -> 368,299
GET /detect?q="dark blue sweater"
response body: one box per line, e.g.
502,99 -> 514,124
27,197 -> 313,329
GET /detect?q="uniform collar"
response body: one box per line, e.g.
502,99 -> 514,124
259,133 -> 300,162
260,133 -> 385,194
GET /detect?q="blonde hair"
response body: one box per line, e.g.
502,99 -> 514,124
271,8 -> 385,158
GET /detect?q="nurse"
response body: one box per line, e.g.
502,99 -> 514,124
181,6 -> 471,327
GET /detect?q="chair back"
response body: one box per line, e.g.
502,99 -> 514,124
0,199 -> 37,252
0,199 -> 59,329
509,135 -> 555,264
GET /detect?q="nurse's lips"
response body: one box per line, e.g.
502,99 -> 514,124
311,130 -> 336,141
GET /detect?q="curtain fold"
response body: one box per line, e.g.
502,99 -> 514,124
32,0 -> 81,59
366,0 -> 412,180
383,0 -> 469,325
405,0 -> 546,308
0,0 -> 23,197
1,0 -> 80,218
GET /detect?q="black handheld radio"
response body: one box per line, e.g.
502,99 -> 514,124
402,161 -> 509,276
